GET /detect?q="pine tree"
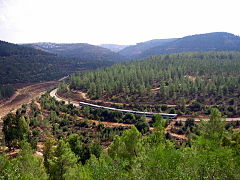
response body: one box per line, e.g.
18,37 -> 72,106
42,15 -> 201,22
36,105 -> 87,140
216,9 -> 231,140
3,113 -> 29,149
48,140 -> 78,180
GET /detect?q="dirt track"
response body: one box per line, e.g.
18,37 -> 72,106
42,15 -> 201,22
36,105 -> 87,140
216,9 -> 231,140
0,81 -> 59,140
0,81 -> 58,119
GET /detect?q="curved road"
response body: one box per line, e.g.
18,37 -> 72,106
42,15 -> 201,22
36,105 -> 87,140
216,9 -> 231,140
50,89 -> 177,118
50,89 -> 240,122
50,88 -> 79,107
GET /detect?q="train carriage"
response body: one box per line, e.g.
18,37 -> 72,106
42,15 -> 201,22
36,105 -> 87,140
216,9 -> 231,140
79,102 -> 177,119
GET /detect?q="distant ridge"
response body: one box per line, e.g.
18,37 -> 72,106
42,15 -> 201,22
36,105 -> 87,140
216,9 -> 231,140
119,38 -> 178,59
118,32 -> 240,60
0,40 -> 50,56
140,32 -> 240,58
0,40 -> 112,84
7,32 -> 240,63
24,42 -> 126,62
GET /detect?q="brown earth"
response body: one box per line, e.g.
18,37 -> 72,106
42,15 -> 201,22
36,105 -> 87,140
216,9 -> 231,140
70,89 -> 127,106
165,122 -> 188,140
86,119 -> 133,128
0,81 -> 58,119
0,76 -> 68,120
184,75 -> 196,82
0,81 -> 59,141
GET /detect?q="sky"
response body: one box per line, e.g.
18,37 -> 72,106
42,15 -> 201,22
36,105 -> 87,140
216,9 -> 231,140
0,0 -> 240,45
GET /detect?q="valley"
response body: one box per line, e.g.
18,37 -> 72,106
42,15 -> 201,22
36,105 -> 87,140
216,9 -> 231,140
1,0 -> 240,177
1,32 -> 240,179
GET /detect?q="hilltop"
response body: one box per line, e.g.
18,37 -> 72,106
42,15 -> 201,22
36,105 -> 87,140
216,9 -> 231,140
119,32 -> 240,59
19,32 -> 240,61
119,38 -> 177,59
0,41 -> 112,85
25,42 -> 126,61
0,40 -> 50,56
141,32 -> 240,57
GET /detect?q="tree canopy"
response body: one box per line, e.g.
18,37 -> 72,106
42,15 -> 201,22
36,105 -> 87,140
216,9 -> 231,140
70,51 -> 240,116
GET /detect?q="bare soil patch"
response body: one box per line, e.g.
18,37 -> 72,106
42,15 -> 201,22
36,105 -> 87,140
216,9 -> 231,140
184,75 -> 196,82
165,121 -> 188,140
61,90 -> 127,106
89,120 -> 133,128
0,81 -> 58,119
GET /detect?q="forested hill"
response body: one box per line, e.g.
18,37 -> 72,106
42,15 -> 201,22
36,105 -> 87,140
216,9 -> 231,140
25,42 -> 126,62
70,51 -> 240,117
0,40 -> 50,56
22,32 -> 240,61
0,40 -> 112,85
119,38 -> 177,59
140,32 -> 240,58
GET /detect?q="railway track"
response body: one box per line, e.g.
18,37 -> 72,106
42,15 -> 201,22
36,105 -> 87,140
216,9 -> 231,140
50,89 -> 177,118
50,89 -> 240,122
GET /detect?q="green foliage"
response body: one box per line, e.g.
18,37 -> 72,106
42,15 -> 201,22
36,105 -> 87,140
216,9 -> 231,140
152,114 -> 165,132
140,32 -> 240,58
0,85 -> 15,100
135,120 -> 149,134
189,101 -> 202,112
0,40 -> 112,85
196,108 -> 226,148
84,107 -> 143,125
67,134 -> 87,164
43,137 -> 56,174
2,90 -> 239,179
14,141 -> 48,180
58,83 -> 68,93
86,152 -> 129,180
0,141 -> 48,180
0,155 -> 18,179
87,115 -> 240,179
119,38 -> 177,59
224,131 -> 240,156
48,140 -> 78,180
63,164 -> 92,180
3,113 -> 29,148
185,117 -> 195,128
70,51 -> 240,116
1,111 -> 240,179
148,114 -> 165,145
0,40 -> 49,56
26,42 -> 125,62
108,126 -> 142,162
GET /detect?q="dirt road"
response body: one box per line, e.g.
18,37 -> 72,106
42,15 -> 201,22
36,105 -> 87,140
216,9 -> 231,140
0,81 -> 59,140
0,81 -> 58,119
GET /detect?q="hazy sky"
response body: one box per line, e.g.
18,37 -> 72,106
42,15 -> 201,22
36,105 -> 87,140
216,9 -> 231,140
0,0 -> 239,45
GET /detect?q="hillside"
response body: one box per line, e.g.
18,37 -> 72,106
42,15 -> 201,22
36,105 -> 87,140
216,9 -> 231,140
119,38 -> 177,59
0,86 -> 15,100
0,40 -> 112,85
25,42 -> 126,61
24,32 -> 240,61
1,91 -> 240,179
70,51 -> 240,117
0,40 -> 50,56
140,32 -> 240,57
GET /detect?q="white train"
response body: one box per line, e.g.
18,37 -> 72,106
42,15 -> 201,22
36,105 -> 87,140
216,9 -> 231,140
79,101 -> 178,119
